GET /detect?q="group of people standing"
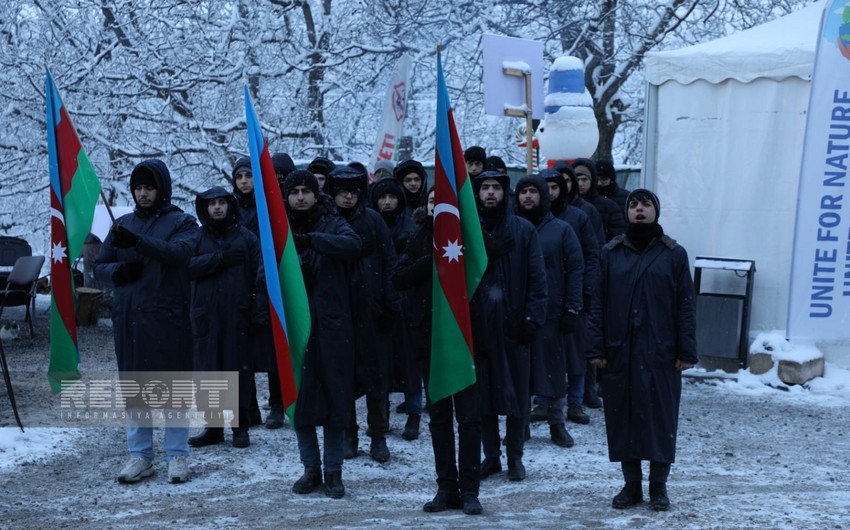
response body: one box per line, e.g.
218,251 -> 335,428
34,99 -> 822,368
94,144 -> 696,516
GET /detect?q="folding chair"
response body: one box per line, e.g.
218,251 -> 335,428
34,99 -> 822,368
0,255 -> 46,338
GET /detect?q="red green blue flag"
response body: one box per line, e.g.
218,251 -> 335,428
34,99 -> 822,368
429,53 -> 488,403
46,70 -> 102,394
243,87 -> 311,425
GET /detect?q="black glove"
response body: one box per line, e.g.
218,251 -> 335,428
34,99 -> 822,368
518,319 -> 539,345
220,247 -> 246,268
111,225 -> 140,248
559,310 -> 581,335
483,231 -> 515,260
582,292 -> 593,314
294,233 -> 312,252
113,260 -> 144,285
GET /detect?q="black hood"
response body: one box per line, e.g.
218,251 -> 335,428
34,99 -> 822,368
370,177 -> 406,222
515,175 -> 550,224
394,159 -> 427,206
572,158 -> 599,198
552,161 -> 580,205
130,158 -> 174,213
195,186 -> 238,230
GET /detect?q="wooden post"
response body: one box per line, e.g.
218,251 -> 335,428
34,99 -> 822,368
503,67 -> 534,175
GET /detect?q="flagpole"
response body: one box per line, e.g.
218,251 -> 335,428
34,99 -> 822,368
99,190 -> 115,223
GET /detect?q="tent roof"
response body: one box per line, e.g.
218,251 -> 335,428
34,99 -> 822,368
645,1 -> 823,85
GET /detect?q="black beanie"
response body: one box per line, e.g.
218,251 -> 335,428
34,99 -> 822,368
271,153 -> 296,179
625,188 -> 660,220
283,170 -> 320,198
596,159 -> 616,182
464,145 -> 486,164
232,156 -> 252,179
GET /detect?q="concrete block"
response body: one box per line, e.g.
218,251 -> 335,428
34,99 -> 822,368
778,357 -> 825,386
747,352 -> 774,375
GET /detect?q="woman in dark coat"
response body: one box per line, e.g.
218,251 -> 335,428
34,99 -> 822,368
283,170 -> 361,499
185,186 -> 265,449
93,158 -> 197,484
588,188 -> 697,512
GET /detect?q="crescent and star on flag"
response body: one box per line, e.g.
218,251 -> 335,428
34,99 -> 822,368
433,203 -> 464,263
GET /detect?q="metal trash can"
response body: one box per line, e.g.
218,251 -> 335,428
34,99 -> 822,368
693,257 -> 756,372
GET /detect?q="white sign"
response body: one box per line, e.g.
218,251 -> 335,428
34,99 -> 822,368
369,54 -> 412,175
787,1 -> 850,340
482,34 -> 544,119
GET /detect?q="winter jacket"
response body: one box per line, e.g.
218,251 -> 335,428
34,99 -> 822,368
587,231 -> 698,463
93,159 -> 197,373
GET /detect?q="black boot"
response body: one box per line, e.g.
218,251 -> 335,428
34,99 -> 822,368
188,427 -> 224,448
232,428 -> 250,448
461,494 -> 483,515
567,403 -> 590,425
550,423 -> 574,448
612,481 -> 643,509
402,414 -> 421,441
370,437 -> 390,463
529,404 -> 547,422
323,470 -> 345,499
292,467 -> 322,494
343,435 -> 359,459
584,365 -> 603,409
249,398 -> 263,427
507,458 -> 526,481
423,490 -> 462,513
480,457 -> 502,479
649,481 -> 670,511
265,405 -> 285,429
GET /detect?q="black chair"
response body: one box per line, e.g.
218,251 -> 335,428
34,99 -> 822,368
0,255 -> 46,338
0,237 -> 32,291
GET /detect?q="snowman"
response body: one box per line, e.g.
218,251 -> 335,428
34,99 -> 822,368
536,56 -> 599,165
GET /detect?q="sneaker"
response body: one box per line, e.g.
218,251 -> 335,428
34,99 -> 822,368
117,457 -> 154,484
167,456 -> 189,484
567,404 -> 590,425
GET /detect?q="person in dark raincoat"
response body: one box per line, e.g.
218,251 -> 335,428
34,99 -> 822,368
540,167 -> 602,423
552,163 -> 606,410
283,170 -> 361,499
370,177 -> 423,441
94,159 -> 197,485
327,167 -> 401,464
587,189 -> 697,512
231,156 -> 285,429
514,176 -> 584,448
573,158 -> 626,243
595,159 -> 630,214
471,171 -> 547,483
394,187 -> 484,516
185,186 -> 266,449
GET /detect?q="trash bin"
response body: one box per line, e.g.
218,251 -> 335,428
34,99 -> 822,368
693,257 -> 756,372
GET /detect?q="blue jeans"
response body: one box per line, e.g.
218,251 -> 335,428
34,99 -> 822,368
295,424 -> 344,472
125,410 -> 189,462
567,373 -> 585,406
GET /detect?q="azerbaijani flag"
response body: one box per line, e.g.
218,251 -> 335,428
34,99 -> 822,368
429,53 -> 488,403
243,87 -> 311,425
45,70 -> 102,394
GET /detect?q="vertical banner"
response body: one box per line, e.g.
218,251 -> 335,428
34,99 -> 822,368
788,1 -> 850,340
368,54 -> 412,177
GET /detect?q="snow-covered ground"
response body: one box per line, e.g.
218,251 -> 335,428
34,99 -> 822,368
1,298 -> 849,528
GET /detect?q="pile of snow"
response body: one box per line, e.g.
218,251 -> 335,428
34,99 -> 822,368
0,427 -> 84,470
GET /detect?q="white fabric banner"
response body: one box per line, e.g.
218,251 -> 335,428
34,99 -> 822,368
368,55 -> 412,177
788,1 -> 850,340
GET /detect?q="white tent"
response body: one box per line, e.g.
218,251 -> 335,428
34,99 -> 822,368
642,2 -> 836,362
